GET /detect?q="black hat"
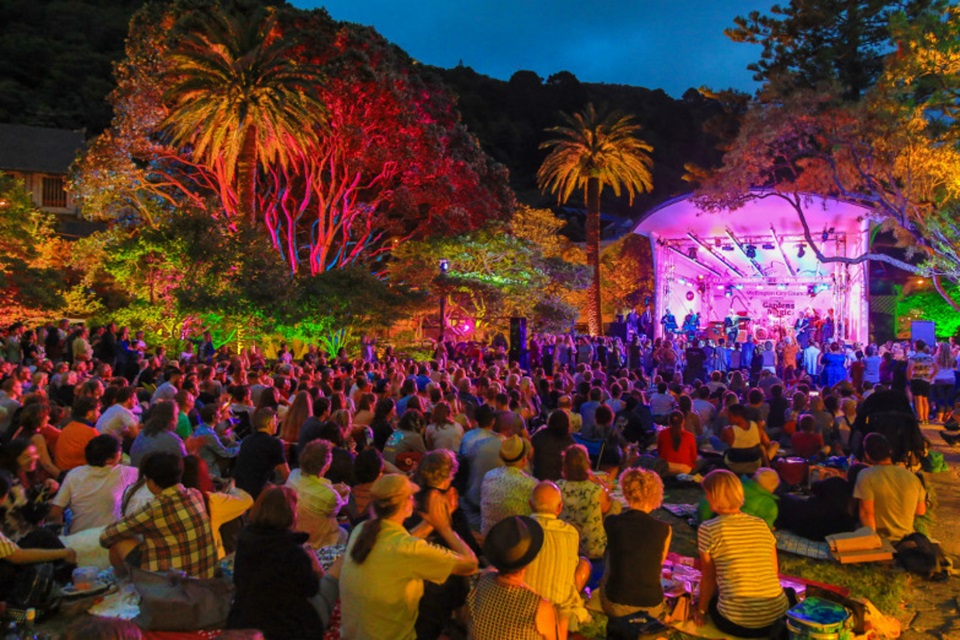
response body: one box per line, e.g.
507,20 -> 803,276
483,516 -> 544,573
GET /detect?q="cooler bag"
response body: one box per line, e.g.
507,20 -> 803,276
786,596 -> 853,640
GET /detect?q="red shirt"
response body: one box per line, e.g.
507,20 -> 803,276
791,431 -> 824,458
657,428 -> 698,468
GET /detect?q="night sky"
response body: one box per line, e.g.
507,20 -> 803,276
290,0 -> 775,97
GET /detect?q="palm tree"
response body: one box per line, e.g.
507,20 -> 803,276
162,8 -> 325,225
538,104 -> 654,336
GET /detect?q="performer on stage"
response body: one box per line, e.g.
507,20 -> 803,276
640,304 -> 653,340
723,311 -> 740,343
626,307 -> 640,339
660,309 -> 678,337
821,308 -> 836,344
794,311 -> 812,349
682,312 -> 699,342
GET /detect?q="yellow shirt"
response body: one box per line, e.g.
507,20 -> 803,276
340,519 -> 459,640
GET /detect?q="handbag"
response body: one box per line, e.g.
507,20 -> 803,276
131,567 -> 235,631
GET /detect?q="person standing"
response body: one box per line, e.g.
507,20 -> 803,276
906,340 -> 937,425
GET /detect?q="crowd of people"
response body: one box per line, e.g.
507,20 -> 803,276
0,319 -> 947,639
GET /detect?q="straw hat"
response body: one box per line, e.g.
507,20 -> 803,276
499,435 -> 529,464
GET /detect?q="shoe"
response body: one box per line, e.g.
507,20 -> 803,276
941,432 -> 960,447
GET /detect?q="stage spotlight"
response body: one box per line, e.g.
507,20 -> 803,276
716,285 -> 725,291
722,245 -> 734,251
761,243 -> 775,250
745,245 -> 757,259
777,283 -> 787,291
679,278 -> 687,285
735,284 -> 744,290
724,286 -> 734,298
797,244 -> 806,258
807,285 -> 816,296
687,247 -> 697,259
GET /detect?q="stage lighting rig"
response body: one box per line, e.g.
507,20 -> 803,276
797,244 -> 806,258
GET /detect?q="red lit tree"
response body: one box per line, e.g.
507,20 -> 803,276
73,1 -> 513,275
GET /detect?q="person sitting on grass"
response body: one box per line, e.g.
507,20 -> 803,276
720,403 -> 778,475
600,468 -> 671,620
657,410 -> 698,476
697,467 -> 780,530
0,472 -> 76,601
694,469 -> 790,638
854,433 -> 926,543
790,414 -> 829,460
467,515 -> 558,640
99,452 -> 218,579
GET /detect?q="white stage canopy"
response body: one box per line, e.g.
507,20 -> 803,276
631,193 -> 870,344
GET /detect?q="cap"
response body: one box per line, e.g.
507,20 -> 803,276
370,473 -> 420,505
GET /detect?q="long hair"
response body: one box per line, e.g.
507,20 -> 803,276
279,390 -> 312,442
349,497 -> 404,564
142,400 -> 177,436
668,410 -> 684,450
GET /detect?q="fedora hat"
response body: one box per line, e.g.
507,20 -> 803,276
499,434 -> 528,464
483,516 -> 544,573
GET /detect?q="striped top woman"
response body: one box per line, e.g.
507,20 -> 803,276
694,469 -> 789,638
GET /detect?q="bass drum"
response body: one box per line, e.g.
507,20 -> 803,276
755,326 -> 768,341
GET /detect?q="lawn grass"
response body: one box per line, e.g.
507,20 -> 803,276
777,554 -> 909,614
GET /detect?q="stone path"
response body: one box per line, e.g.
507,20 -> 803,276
899,423 -> 960,640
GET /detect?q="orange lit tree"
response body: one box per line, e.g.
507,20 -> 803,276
538,104 -> 653,335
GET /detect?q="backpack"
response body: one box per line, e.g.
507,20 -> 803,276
895,533 -> 950,579
11,563 -> 59,615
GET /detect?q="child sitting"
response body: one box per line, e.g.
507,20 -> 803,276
791,414 -> 828,460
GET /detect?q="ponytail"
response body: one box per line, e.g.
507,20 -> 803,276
349,517 -> 383,564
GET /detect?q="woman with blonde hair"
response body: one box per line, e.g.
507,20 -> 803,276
279,390 -> 312,445
600,468 -> 671,618
694,470 -> 789,637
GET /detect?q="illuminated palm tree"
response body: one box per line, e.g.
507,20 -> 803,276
162,9 -> 325,225
538,103 -> 654,336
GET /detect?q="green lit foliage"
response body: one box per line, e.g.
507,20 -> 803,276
391,219 -> 586,335
0,173 -> 68,322
895,284 -> 960,337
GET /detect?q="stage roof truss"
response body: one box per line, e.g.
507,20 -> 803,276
725,228 -> 766,277
665,244 -> 724,277
769,225 -> 796,277
686,232 -> 746,277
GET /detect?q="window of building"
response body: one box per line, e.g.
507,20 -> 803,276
41,176 -> 67,208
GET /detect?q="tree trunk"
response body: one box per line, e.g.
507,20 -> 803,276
236,124 -> 258,225
585,177 -> 602,336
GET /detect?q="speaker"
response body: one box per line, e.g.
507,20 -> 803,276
509,317 -> 528,368
607,322 -> 627,341
911,320 -> 936,347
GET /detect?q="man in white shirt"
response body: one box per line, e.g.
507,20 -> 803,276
803,342 -> 822,378
96,386 -> 140,441
48,435 -> 139,533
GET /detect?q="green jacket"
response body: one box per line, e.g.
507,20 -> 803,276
698,476 -> 779,529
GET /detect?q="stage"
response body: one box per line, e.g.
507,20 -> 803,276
631,193 -> 870,344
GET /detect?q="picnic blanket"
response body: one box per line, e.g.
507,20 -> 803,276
660,503 -> 699,519
775,529 -> 833,560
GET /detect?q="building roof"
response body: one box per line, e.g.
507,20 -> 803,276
0,123 -> 86,175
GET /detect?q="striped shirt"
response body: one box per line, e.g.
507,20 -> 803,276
698,512 -> 788,629
524,513 -> 588,621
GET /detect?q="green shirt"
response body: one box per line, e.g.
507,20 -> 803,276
698,477 -> 779,530
176,412 -> 193,440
